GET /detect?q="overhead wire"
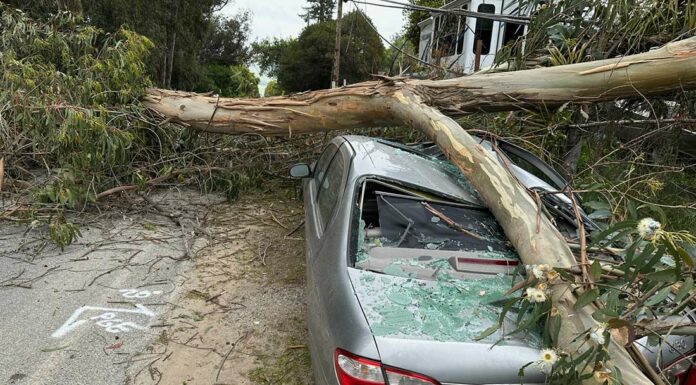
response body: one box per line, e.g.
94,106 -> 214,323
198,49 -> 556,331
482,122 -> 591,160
352,0 -> 530,24
349,0 -> 464,76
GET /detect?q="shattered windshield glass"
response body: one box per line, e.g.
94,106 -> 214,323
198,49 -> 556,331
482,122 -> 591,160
352,183 -> 535,344
348,147 -> 538,345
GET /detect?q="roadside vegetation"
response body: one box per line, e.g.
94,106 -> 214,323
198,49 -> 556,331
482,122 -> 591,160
0,0 -> 694,248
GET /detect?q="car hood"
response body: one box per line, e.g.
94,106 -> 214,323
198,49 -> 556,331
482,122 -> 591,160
348,268 -> 545,384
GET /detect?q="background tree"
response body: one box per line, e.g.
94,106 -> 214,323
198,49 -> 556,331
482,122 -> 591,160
277,21 -> 335,91
264,81 -> 285,97
381,33 -> 418,75
79,0 -> 235,90
2,0 -> 81,17
255,11 -> 384,92
195,13 -> 260,98
195,64 -> 260,97
340,11 -> 385,84
403,0 -> 445,48
299,0 -> 335,23
4,0 -> 251,91
200,13 -> 252,66
252,37 -> 297,79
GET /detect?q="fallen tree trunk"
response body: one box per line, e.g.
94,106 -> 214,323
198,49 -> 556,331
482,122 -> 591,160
143,37 -> 696,384
143,37 -> 696,136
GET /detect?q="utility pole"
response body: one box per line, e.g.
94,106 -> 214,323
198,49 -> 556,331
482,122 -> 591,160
331,0 -> 344,88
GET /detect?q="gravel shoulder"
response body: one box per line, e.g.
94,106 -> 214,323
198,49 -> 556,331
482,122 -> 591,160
127,190 -> 311,385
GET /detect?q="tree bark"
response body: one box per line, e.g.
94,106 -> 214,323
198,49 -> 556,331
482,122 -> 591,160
142,36 -> 696,385
143,37 -> 696,136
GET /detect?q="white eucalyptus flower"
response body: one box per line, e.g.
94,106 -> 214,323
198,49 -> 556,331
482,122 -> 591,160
637,218 -> 661,240
526,288 -> 547,303
529,264 -> 551,280
546,269 -> 560,283
534,349 -> 558,374
590,323 -> 608,345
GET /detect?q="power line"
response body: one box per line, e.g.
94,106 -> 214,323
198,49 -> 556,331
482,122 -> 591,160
353,0 -> 531,25
349,0 -> 463,76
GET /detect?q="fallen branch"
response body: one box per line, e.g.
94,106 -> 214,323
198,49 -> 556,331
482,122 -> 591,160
96,166 -> 230,200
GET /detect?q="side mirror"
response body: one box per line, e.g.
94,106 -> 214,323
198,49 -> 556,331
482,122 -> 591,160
289,163 -> 312,178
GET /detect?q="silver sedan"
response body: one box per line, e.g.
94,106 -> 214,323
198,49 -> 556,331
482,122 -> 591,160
291,135 -> 693,385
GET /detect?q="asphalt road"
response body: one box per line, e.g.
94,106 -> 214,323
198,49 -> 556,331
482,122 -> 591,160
0,191 -> 219,385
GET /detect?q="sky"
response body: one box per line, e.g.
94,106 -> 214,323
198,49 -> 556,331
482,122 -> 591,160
220,0 -> 406,94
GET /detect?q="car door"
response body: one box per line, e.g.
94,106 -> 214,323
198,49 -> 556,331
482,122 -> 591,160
304,139 -> 341,254
304,139 -> 354,384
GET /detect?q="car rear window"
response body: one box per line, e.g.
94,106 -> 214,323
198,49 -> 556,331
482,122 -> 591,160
354,181 -> 520,282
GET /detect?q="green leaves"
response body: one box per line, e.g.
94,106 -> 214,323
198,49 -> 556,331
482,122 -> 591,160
589,220 -> 637,247
575,288 -> 600,309
474,325 -> 500,341
675,277 -> 693,302
48,221 -> 81,251
646,268 -> 678,282
590,260 -> 602,281
645,286 -> 672,307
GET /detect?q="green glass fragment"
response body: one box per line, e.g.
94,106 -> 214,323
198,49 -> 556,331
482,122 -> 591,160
387,291 -> 412,306
354,271 -> 528,343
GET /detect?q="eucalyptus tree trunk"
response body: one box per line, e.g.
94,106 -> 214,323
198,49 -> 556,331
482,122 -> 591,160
143,36 -> 696,385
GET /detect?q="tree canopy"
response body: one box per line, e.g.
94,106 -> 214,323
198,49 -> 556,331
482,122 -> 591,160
195,64 -> 260,98
403,0 -> 443,49
3,0 -> 253,93
253,10 -> 384,93
299,0 -> 335,23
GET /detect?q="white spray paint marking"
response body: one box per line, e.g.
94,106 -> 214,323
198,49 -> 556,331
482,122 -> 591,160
51,304 -> 155,338
118,289 -> 163,298
51,289 -> 164,338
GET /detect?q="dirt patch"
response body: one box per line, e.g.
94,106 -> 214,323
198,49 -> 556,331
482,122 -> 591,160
127,190 -> 313,385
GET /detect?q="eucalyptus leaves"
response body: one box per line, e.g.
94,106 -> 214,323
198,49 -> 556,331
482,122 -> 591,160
479,216 -> 695,385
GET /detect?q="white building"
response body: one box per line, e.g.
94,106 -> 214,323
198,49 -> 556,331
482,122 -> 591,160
417,0 -> 527,74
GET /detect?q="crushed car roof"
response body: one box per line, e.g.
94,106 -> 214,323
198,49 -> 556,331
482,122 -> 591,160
342,135 -> 482,205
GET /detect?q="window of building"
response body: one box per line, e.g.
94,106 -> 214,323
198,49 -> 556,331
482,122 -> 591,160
431,4 -> 470,59
439,14 -> 459,57
502,22 -> 525,46
473,4 -> 496,54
